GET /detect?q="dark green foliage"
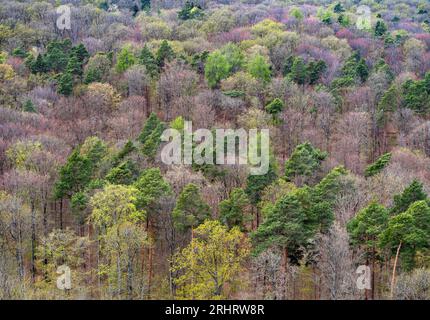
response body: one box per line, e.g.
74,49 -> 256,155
139,113 -> 165,158
380,201 -> 430,270
173,183 -> 211,232
290,57 -> 307,85
141,0 -> 151,11
265,98 -> 284,115
251,192 -> 308,256
331,52 -> 369,88
12,47 -> 27,58
356,58 -> 369,83
23,99 -> 36,113
66,55 -> 82,77
333,2 -> 345,13
305,166 -> 348,232
112,140 -> 136,165
283,56 -> 295,76
284,57 -> 326,85
191,50 -> 209,74
29,54 -> 48,73
253,166 -> 347,256
139,112 -> 161,143
57,72 -> 73,96
375,20 -> 387,37
105,160 -> 138,185
377,84 -> 399,123
364,153 -> 392,177
138,45 -> 158,77
307,60 -> 327,85
245,158 -> 278,206
402,76 -> 430,114
133,168 -> 171,208
348,201 -> 389,250
178,1 -> 203,20
54,149 -> 93,199
390,180 -> 428,215
219,188 -> 249,230
156,40 -> 175,69
285,142 -> 327,183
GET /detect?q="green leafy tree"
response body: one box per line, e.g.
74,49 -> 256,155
245,157 -> 278,206
375,20 -> 388,37
380,201 -> 430,271
220,43 -> 243,73
252,191 -> 309,263
172,183 -> 211,232
305,166 -> 348,233
105,160 -> 139,185
289,57 -> 307,85
133,168 -> 171,210
219,188 -> 250,230
30,54 -> 48,73
402,78 -> 430,114
57,72 -> 73,96
307,60 -> 327,85
205,50 -> 230,89
54,149 -> 93,199
138,113 -> 165,158
172,220 -> 250,299
90,184 -> 144,227
178,1 -> 203,20
391,180 -> 428,215
290,7 -> 304,20
138,45 -> 157,77
247,54 -> 271,83
112,140 -> 136,165
333,3 -> 345,13
284,142 -> 327,184
156,40 -> 175,69
116,45 -> 136,73
265,98 -> 284,115
23,99 -> 36,113
347,202 -> 389,297
364,153 -> 392,177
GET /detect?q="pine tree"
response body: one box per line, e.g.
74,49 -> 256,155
156,40 -> 175,69
54,149 -> 93,199
219,188 -> 249,230
105,160 -> 138,185
133,168 -> 171,210
138,45 -> 157,77
30,54 -> 48,73
347,201 -> 389,299
375,20 -> 387,37
285,142 -> 327,183
23,99 -> 36,113
57,72 -> 73,96
172,183 -> 211,232
364,153 -> 392,177
333,2 -> 345,13
252,191 -> 309,260
380,201 -> 430,271
390,180 -> 428,215
265,98 -> 284,115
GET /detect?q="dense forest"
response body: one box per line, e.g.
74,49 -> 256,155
1,0 -> 430,300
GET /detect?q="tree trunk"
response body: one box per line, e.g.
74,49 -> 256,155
30,201 -> 36,283
390,241 -> 402,299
